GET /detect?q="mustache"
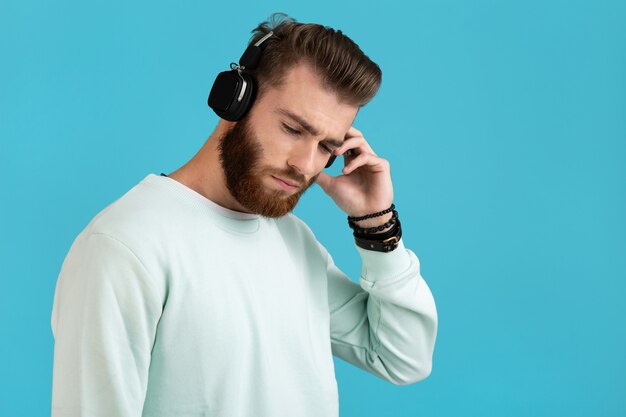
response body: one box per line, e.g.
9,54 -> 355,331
272,170 -> 320,188
271,169 -> 307,187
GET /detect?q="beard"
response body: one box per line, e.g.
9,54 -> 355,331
216,116 -> 319,218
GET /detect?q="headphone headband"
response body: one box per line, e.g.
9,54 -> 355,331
239,31 -> 273,70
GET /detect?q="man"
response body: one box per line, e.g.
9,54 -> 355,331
50,13 -> 438,417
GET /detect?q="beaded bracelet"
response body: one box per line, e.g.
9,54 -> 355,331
348,210 -> 398,234
347,203 -> 395,222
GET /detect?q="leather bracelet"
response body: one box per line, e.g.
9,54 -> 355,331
354,219 -> 402,252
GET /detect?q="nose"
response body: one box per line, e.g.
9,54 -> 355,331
287,143 -> 319,178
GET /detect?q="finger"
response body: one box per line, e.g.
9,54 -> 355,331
342,152 -> 375,174
314,171 -> 333,192
345,153 -> 390,175
335,136 -> 376,157
345,126 -> 363,138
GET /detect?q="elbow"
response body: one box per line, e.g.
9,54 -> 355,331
379,336 -> 437,386
385,348 -> 433,386
387,357 -> 433,386
392,337 -> 437,386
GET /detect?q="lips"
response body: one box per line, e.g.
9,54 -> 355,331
274,176 -> 299,187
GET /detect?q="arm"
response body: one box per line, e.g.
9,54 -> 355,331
321,237 -> 438,385
50,233 -> 162,416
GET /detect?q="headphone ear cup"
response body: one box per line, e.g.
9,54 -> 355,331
231,72 -> 256,120
208,70 -> 257,121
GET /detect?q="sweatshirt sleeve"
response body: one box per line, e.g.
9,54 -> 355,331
321,237 -> 438,385
50,232 -> 163,417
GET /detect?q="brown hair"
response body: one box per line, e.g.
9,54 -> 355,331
245,12 -> 382,107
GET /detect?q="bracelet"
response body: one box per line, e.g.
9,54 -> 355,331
346,203 -> 403,252
354,219 -> 402,252
347,203 -> 395,222
353,219 -> 399,240
348,210 -> 398,234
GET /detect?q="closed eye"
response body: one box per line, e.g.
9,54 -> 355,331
319,144 -> 332,154
282,123 -> 301,135
282,123 -> 333,154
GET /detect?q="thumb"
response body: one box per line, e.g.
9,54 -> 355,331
314,171 -> 334,193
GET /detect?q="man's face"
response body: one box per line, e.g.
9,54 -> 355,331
217,64 -> 359,218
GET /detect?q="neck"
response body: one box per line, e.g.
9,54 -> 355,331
167,120 -> 253,214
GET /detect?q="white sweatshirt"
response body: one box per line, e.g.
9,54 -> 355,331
50,173 -> 438,417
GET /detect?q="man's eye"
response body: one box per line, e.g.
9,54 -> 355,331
282,124 -> 301,135
282,123 -> 332,154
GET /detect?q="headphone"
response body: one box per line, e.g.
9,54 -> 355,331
207,31 -> 337,169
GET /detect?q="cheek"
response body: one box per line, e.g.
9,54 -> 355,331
262,131 -> 291,160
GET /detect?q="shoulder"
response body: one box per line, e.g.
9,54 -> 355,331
68,176 -> 187,273
82,180 -> 164,241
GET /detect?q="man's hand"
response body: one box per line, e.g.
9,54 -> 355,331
314,126 -> 394,223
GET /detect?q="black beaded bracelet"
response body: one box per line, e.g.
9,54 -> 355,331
347,204 -> 395,222
348,210 -> 398,234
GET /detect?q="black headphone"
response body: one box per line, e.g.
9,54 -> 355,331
207,31 -> 337,169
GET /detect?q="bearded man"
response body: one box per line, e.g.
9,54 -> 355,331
50,12 -> 438,417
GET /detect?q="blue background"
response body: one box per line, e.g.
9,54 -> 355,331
1,1 -> 625,416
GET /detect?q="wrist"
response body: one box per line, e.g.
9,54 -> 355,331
353,219 -> 403,252
351,212 -> 394,233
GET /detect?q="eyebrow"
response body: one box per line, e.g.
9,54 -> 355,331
274,107 -> 344,148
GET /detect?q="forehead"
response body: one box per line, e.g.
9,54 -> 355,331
257,64 -> 359,137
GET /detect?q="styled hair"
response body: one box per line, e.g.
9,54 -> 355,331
245,12 -> 382,107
